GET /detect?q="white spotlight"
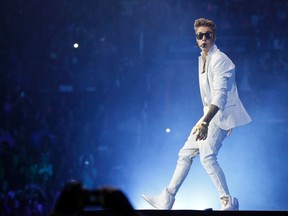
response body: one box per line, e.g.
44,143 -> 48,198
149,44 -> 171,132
166,128 -> 171,133
73,43 -> 79,48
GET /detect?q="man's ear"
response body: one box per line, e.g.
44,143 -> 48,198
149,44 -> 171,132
195,39 -> 199,47
213,33 -> 217,41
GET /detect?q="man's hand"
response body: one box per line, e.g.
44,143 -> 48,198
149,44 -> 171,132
192,121 -> 209,141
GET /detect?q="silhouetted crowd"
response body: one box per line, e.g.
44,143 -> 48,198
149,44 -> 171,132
1,0 -> 288,215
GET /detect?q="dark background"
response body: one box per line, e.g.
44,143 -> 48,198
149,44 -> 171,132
1,0 -> 288,214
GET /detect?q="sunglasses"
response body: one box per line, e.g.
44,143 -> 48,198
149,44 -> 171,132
196,32 -> 214,40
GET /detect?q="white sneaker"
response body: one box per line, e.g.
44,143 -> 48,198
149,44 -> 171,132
220,195 -> 239,210
142,188 -> 175,209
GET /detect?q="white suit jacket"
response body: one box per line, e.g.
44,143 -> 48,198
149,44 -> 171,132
199,44 -> 252,130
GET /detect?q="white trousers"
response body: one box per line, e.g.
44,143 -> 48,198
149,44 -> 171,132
167,119 -> 230,198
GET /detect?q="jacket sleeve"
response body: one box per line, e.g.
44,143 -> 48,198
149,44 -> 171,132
210,53 -> 235,110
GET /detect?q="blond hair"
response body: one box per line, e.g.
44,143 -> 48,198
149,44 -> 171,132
194,18 -> 217,34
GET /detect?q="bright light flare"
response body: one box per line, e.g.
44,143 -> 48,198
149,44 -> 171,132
73,43 -> 79,48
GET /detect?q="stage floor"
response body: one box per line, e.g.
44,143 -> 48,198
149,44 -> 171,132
79,209 -> 288,216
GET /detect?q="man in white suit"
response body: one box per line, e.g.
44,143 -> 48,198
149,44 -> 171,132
142,18 -> 251,210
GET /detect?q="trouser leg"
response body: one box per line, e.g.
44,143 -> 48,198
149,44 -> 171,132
141,136 -> 198,210
166,130 -> 199,196
199,121 -> 230,197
